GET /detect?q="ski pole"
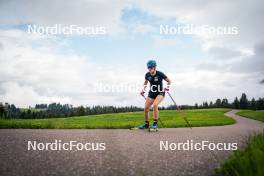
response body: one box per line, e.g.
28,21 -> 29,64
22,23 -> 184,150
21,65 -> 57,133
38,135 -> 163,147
141,94 -> 165,127
166,92 -> 192,129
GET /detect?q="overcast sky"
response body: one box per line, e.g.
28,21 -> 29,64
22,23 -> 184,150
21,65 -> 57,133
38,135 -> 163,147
0,0 -> 263,108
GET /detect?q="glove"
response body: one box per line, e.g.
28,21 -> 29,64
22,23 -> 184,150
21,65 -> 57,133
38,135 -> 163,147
140,90 -> 145,96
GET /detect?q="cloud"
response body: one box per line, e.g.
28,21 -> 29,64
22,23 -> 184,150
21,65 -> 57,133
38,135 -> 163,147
134,1 -> 264,80
0,0 -> 129,34
208,47 -> 242,60
133,24 -> 156,33
134,0 -> 264,53
0,27 -> 262,107
164,70 -> 264,105
0,42 -> 3,50
0,29 -> 145,107
0,82 -> 72,106
153,36 -> 179,47
196,62 -> 230,72
231,41 -> 264,73
0,0 -> 263,108
197,41 -> 264,74
0,30 -> 90,106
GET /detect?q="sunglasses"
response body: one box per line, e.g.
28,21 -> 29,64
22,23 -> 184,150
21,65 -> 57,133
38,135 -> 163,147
148,67 -> 155,69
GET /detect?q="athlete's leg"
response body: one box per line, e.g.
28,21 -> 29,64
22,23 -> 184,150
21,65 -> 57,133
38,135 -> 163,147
153,95 -> 164,120
144,97 -> 154,121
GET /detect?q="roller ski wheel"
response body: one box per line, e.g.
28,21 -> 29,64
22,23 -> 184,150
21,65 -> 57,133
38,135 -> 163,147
149,124 -> 158,132
149,128 -> 158,132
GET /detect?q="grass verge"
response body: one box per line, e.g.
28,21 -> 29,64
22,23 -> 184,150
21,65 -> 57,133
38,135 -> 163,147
215,132 -> 264,176
236,110 -> 264,122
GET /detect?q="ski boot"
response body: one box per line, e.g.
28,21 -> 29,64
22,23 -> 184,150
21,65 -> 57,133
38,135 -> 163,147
149,123 -> 158,132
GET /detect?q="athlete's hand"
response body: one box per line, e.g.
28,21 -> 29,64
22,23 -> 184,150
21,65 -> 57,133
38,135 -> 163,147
165,85 -> 170,92
140,91 -> 145,96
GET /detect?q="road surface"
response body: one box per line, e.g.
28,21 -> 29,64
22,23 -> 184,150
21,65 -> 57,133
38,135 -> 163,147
0,110 -> 263,176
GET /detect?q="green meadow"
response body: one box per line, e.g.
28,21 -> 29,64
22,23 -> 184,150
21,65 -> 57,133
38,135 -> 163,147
0,108 -> 234,129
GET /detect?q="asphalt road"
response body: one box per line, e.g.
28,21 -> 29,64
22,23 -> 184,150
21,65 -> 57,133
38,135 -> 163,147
0,110 -> 263,176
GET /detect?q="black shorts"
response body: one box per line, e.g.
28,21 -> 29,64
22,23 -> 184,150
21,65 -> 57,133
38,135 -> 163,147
148,91 -> 165,99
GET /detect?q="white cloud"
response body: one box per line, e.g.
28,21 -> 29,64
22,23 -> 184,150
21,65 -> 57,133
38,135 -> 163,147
133,24 -> 156,33
197,40 -> 264,74
0,29 -> 145,107
0,82 -> 72,106
167,70 -> 264,105
208,47 -> 242,60
0,0 -> 263,108
1,27 -> 262,107
153,36 -> 179,47
135,0 -> 264,49
0,0 -> 129,34
133,0 -> 264,97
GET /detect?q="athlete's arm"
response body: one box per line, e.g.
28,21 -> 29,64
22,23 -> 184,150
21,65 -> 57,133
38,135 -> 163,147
164,77 -> 171,92
140,79 -> 148,95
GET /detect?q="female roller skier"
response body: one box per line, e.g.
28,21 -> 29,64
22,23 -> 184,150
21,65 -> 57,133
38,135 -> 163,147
138,60 -> 171,131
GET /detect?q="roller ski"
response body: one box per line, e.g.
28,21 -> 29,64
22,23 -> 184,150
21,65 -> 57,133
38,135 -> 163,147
149,122 -> 158,132
130,123 -> 149,130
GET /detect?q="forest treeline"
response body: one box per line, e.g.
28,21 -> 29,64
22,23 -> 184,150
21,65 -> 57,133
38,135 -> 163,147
0,93 -> 263,119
